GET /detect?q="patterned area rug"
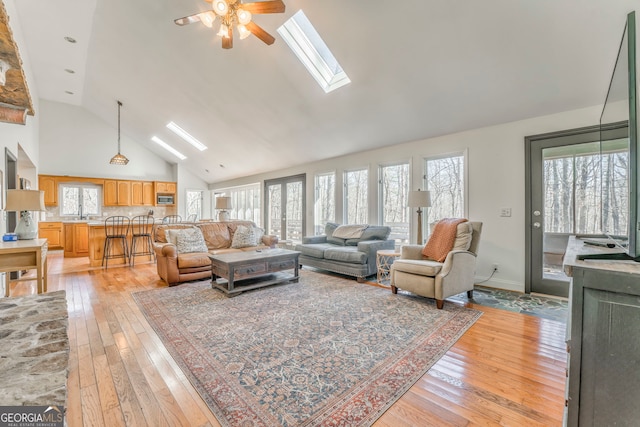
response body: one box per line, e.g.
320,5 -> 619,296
133,271 -> 481,426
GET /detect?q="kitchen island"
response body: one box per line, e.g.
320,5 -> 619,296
88,221 -> 155,267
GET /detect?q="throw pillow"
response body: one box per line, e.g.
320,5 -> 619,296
324,222 -> 346,246
253,227 -> 265,245
231,225 -> 257,248
164,229 -> 180,246
175,227 -> 208,254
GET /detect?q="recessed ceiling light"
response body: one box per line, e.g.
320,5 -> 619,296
219,164 -> 225,168
64,36 -> 77,43
64,69 -> 75,74
65,90 -> 74,95
166,121 -> 208,151
151,136 -> 187,160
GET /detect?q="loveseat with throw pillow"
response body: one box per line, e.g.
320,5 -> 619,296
153,220 -> 278,286
390,219 -> 482,309
295,223 -> 395,282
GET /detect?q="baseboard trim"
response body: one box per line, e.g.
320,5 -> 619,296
474,277 -> 524,293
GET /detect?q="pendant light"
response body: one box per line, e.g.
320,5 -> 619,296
109,100 -> 129,165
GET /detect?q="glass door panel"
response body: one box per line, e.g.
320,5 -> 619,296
286,181 -> 303,242
266,184 -> 282,237
265,175 -> 306,242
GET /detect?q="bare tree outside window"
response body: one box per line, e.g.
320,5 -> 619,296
185,190 -> 202,221
543,140 -> 628,236
425,154 -> 465,231
344,169 -> 368,224
268,185 -> 282,236
380,163 -> 410,243
61,184 -> 100,217
286,182 -> 303,241
314,172 -> 335,234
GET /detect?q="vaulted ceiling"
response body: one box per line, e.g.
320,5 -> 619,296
10,0 -> 640,183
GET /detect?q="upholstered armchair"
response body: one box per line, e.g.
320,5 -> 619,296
390,221 -> 482,309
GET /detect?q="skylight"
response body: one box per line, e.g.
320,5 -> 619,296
151,136 -> 187,160
166,121 -> 208,151
277,10 -> 350,93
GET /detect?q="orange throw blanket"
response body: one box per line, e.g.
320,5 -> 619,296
421,218 -> 468,262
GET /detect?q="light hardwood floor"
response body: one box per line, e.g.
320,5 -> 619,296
8,251 -> 567,426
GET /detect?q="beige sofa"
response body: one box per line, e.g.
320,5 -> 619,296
153,220 -> 278,286
390,221 -> 482,309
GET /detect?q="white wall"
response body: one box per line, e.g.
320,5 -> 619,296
38,100 -> 174,181
210,105 -> 603,292
177,165 -> 211,220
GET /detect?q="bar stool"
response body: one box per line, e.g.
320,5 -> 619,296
130,215 -> 155,266
185,213 -> 197,222
102,216 -> 130,268
162,214 -> 181,224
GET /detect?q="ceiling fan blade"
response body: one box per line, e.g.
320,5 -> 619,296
241,0 -> 285,14
174,13 -> 202,26
222,27 -> 233,49
245,21 -> 275,45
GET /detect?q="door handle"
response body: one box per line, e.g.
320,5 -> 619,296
533,222 -> 541,228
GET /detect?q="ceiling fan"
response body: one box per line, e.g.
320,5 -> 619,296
175,0 -> 286,49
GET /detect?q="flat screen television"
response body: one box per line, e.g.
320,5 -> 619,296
580,11 -> 639,262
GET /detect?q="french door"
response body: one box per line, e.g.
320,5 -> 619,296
525,123 -> 629,297
264,174 -> 306,242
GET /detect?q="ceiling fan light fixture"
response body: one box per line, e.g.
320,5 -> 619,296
109,100 -> 129,165
213,0 -> 228,16
198,11 -> 216,28
217,23 -> 230,38
237,9 -> 252,25
175,0 -> 285,49
237,24 -> 251,40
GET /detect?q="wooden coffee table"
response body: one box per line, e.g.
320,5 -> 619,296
208,248 -> 301,295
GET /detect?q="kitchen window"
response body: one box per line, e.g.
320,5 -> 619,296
60,184 -> 101,218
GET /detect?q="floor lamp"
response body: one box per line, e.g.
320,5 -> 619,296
408,189 -> 431,245
5,189 -> 46,240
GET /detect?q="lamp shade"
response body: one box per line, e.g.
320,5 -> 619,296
5,189 -> 46,212
215,196 -> 232,210
408,189 -> 431,208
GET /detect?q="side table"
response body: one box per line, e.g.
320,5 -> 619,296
376,249 -> 400,285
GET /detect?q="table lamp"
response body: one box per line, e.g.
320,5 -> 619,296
215,196 -> 232,222
5,189 -> 46,240
408,189 -> 431,245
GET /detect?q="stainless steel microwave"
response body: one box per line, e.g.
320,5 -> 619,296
157,195 -> 174,205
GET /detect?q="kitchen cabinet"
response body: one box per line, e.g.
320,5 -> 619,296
64,223 -> 89,257
154,181 -> 177,207
155,181 -> 176,193
38,175 -> 58,207
104,180 -> 132,206
38,222 -> 63,249
131,181 -> 154,206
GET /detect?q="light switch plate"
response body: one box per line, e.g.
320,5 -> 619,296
500,207 -> 512,217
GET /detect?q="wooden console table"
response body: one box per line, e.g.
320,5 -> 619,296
0,238 -> 48,297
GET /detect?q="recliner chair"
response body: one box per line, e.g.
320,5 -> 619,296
390,221 -> 482,309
